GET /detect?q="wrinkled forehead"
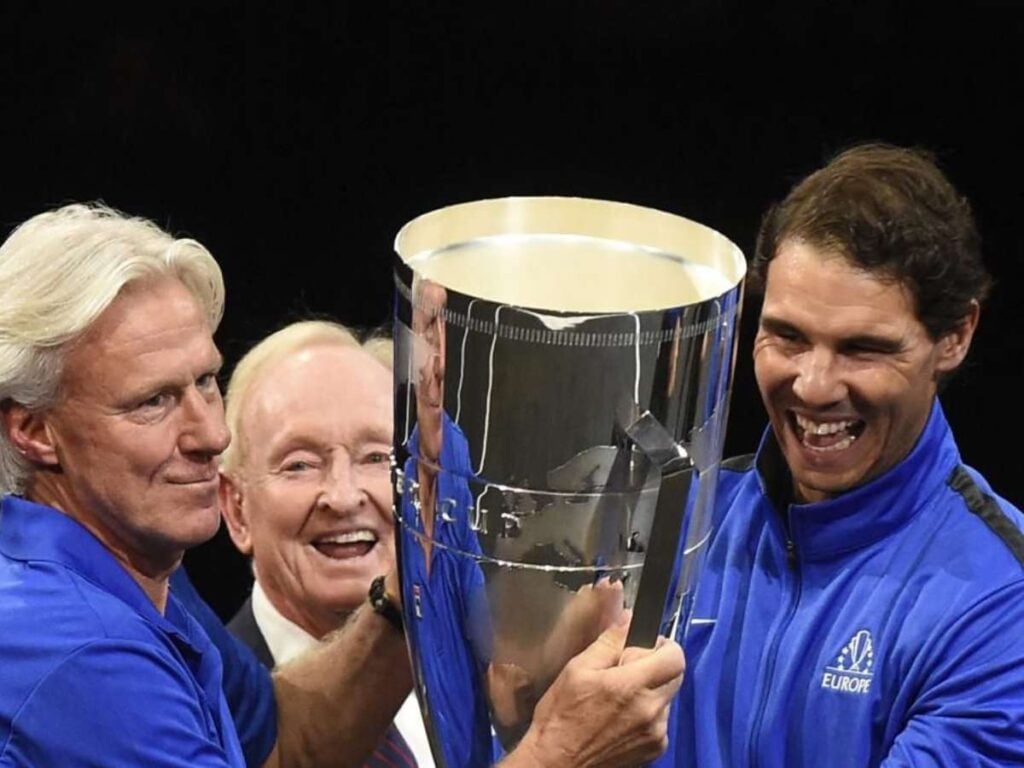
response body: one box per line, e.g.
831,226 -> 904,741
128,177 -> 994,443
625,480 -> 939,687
769,239 -> 911,293
236,345 -> 392,458
772,236 -> 912,294
762,241 -> 920,330
60,277 -> 219,391
68,275 -> 211,346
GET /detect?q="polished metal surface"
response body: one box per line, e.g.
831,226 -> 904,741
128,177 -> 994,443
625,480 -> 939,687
392,196 -> 745,766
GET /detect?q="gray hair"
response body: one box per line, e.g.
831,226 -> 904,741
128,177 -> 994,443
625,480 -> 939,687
0,202 -> 225,494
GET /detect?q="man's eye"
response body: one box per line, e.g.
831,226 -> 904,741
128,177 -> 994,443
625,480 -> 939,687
365,451 -> 390,465
842,341 -> 890,356
197,373 -> 219,390
283,460 -> 314,472
138,393 -> 171,410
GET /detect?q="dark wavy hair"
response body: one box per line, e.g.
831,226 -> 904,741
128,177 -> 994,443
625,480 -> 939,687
752,143 -> 991,340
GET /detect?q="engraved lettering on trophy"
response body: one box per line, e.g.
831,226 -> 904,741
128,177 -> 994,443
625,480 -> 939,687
438,497 -> 457,523
470,496 -> 489,534
499,512 -> 522,538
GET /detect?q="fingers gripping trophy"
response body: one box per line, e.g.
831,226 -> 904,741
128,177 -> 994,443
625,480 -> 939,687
391,197 -> 746,767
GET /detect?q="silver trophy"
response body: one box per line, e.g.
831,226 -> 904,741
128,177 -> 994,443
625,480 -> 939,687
392,197 -> 745,767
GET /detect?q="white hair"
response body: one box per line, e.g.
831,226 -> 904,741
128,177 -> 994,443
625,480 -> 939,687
0,202 -> 225,494
221,320 -> 393,473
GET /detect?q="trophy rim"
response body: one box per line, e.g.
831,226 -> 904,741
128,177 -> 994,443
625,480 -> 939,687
393,196 -> 746,313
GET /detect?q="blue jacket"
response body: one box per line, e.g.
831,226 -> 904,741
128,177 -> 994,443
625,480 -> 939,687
655,402 -> 1024,768
0,497 -> 247,767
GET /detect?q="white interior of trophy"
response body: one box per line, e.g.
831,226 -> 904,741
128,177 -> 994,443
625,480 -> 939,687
395,196 -> 746,313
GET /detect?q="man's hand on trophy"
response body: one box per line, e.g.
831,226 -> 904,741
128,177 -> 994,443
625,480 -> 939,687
487,578 -> 628,746
501,617 -> 684,768
540,577 -> 625,684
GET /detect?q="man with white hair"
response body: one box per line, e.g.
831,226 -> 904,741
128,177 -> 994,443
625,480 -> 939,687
0,202 -> 685,768
217,320 -> 430,766
0,204 -> 410,767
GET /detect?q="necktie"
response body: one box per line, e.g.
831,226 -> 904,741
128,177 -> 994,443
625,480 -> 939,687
363,723 -> 418,768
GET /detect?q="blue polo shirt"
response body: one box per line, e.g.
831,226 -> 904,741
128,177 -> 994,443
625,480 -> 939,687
169,566 -> 277,767
0,496 -> 247,767
399,417 -> 496,767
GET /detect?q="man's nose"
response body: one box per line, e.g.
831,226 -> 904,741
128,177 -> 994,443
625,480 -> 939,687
791,347 -> 846,406
318,459 -> 366,513
179,387 -> 231,457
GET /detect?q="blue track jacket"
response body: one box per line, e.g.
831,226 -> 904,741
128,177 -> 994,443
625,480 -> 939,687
655,402 -> 1024,767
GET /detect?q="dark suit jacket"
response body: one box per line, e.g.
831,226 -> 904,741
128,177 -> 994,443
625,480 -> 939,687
227,594 -> 419,768
227,597 -> 274,669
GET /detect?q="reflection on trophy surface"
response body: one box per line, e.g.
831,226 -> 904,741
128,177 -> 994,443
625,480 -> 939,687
393,197 -> 746,766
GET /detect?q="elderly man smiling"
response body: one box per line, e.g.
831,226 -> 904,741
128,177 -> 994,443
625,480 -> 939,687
0,205 -> 412,767
218,320 -> 430,766
0,203 -> 683,768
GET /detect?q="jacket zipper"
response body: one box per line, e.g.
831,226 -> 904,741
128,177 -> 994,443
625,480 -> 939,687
747,513 -> 802,768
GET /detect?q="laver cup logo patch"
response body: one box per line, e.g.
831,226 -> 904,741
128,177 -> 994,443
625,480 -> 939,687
821,629 -> 875,694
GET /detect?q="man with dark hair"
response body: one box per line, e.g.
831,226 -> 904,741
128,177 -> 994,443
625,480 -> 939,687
752,143 -> 990,339
655,143 -> 1024,766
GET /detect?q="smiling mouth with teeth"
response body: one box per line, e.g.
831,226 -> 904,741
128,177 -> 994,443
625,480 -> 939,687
312,530 -> 379,559
792,413 -> 866,452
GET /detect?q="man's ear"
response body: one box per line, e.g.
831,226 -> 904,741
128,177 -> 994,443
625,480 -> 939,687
0,402 -> 60,468
935,300 -> 981,374
219,471 -> 253,556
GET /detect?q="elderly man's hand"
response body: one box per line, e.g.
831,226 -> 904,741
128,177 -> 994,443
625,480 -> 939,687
505,618 -> 684,768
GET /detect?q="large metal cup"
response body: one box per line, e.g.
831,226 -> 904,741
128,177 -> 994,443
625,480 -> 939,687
392,197 -> 745,766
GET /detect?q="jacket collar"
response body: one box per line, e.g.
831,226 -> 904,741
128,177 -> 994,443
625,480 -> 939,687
754,400 -> 961,560
0,495 -> 204,653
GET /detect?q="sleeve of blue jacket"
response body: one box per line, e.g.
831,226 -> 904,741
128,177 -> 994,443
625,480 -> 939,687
171,567 -> 278,767
881,580 -> 1024,767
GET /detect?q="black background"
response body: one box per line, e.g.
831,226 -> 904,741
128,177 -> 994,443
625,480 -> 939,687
2,2 -> 1021,619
